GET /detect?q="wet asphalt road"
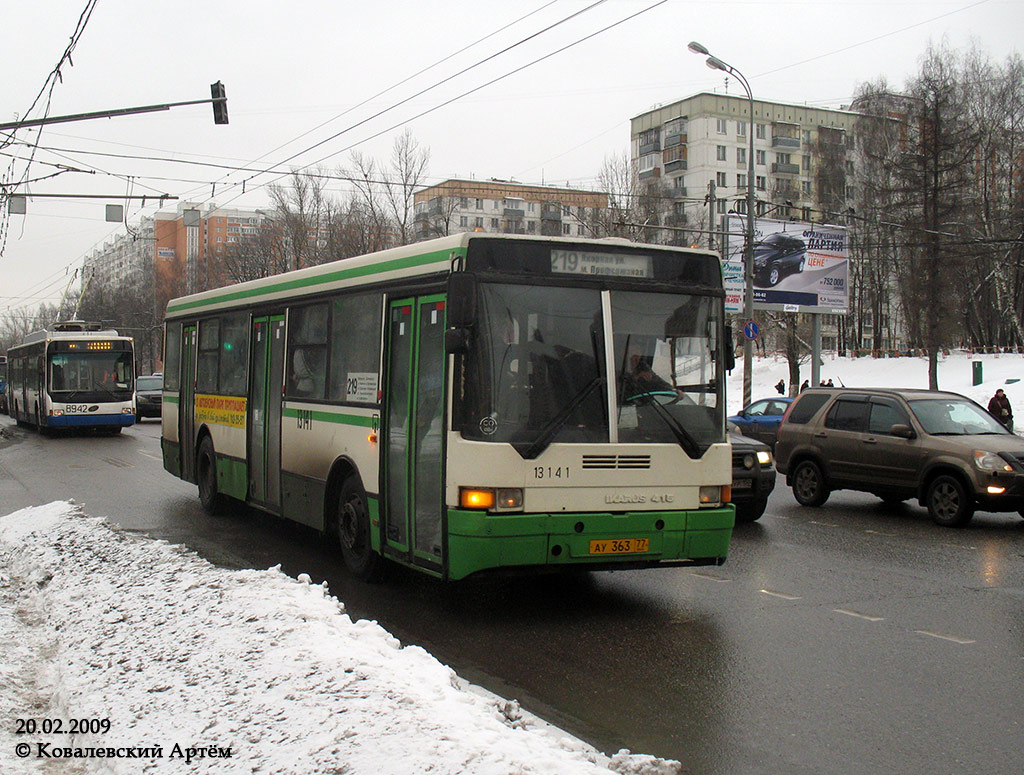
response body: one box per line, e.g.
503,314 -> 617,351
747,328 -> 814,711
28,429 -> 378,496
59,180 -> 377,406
1,414 -> 1022,774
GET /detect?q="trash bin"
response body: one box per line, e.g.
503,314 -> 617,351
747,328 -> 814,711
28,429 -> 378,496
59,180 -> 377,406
972,361 -> 983,386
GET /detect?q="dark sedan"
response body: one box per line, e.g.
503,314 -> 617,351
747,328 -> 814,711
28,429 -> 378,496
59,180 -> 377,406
728,397 -> 794,448
729,424 -> 776,522
753,233 -> 806,287
136,374 -> 163,419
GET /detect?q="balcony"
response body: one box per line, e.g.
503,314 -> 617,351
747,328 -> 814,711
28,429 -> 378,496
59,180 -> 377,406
639,140 -> 661,155
638,167 -> 661,180
664,159 -> 687,173
663,132 -> 687,148
540,209 -> 561,221
503,208 -> 525,219
771,162 -> 800,175
772,136 -> 801,149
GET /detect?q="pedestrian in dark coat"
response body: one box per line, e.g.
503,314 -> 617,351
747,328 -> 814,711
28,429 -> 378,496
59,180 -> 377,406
988,388 -> 1014,431
775,380 -> 785,395
800,379 -> 809,392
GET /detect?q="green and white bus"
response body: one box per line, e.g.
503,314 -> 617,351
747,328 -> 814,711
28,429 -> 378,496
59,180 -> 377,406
161,233 -> 735,581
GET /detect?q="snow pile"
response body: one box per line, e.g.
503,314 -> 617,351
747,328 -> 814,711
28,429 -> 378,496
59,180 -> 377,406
0,502 -> 680,775
730,350 -> 1024,417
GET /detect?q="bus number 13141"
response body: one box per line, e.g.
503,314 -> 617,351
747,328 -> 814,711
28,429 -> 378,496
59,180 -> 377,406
533,466 -> 570,480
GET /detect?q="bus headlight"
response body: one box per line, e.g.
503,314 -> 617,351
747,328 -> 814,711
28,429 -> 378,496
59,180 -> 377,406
699,485 -> 723,506
459,487 -> 524,512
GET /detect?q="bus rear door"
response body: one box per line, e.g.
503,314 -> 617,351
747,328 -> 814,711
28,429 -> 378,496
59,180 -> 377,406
179,326 -> 197,481
248,315 -> 285,511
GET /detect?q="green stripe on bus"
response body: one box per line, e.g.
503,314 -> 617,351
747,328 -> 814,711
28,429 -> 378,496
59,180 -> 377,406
282,407 -> 376,427
164,394 -> 179,404
166,248 -> 461,314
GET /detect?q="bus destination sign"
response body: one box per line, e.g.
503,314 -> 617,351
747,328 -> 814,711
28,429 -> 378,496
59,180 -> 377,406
550,249 -> 653,279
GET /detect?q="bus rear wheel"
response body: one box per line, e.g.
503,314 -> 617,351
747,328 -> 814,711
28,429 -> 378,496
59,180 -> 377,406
335,476 -> 382,581
197,437 -> 226,515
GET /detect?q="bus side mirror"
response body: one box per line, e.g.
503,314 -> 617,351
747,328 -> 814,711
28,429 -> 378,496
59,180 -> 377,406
725,328 -> 736,372
445,328 -> 471,354
447,272 -> 478,329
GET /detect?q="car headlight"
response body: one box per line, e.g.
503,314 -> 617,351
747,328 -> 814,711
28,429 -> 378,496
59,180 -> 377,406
756,450 -> 773,466
973,450 -> 1013,472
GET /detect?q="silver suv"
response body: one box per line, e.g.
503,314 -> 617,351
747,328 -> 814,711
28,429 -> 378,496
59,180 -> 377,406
774,388 -> 1024,527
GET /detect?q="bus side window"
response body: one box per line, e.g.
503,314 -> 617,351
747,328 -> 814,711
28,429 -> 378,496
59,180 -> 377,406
328,292 -> 382,404
287,304 -> 328,399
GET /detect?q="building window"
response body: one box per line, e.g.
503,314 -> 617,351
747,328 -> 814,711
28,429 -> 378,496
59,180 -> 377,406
756,123 -> 766,139
802,181 -> 812,197
802,155 -> 811,172
493,200 -> 501,211
639,153 -> 659,172
475,199 -> 483,209
490,218 -> 499,228
776,153 -> 792,165
459,216 -> 468,227
756,150 -> 766,165
562,223 -> 571,235
674,176 -> 686,190
716,172 -> 727,186
716,118 -> 728,134
756,176 -> 767,191
803,130 -> 811,145
527,221 -> 536,233
717,198 -> 727,213
737,174 -> 747,188
737,121 -> 747,136
528,202 -> 535,213
716,145 -> 727,161
737,147 -> 747,165
577,225 -> 584,236
475,217 -> 483,228
459,197 -> 468,208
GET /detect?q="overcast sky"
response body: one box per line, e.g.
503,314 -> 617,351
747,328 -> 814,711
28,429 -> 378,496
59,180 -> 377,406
2,0 -> 1021,321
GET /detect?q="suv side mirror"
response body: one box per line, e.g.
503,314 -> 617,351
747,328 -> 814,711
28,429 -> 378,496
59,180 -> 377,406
890,424 -> 916,439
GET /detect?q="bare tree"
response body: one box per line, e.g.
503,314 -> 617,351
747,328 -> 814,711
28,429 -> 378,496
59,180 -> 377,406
382,129 -> 430,246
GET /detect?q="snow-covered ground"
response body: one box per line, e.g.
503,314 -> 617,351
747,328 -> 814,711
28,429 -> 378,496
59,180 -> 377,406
1,351 -> 1021,774
0,503 -> 679,775
727,349 -> 1024,422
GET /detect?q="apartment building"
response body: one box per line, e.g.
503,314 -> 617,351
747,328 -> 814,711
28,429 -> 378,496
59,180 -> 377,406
413,178 -> 608,241
83,216 -> 155,288
631,92 -> 858,234
152,202 -> 273,311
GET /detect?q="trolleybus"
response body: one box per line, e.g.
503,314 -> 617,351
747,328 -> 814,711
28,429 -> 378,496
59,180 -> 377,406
7,321 -> 136,433
161,233 -> 735,580
0,354 -> 8,414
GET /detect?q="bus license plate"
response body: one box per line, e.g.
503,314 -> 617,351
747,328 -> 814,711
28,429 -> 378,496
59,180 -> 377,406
589,538 -> 649,555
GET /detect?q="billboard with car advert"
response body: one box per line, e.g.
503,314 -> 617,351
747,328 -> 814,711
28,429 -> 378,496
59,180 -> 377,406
724,216 -> 848,314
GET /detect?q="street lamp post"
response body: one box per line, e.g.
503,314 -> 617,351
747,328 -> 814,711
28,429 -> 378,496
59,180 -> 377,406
688,42 -> 756,408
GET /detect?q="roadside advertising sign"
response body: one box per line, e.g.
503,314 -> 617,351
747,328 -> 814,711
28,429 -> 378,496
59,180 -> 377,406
724,217 -> 849,315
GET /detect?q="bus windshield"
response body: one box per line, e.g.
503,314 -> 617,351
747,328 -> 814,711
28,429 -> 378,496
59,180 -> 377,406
456,282 -> 724,457
48,351 -> 134,399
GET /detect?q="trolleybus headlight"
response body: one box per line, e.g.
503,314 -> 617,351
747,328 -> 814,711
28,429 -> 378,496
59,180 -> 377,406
699,485 -> 724,506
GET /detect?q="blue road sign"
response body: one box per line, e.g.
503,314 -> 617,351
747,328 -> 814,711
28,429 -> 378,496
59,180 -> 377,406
743,321 -> 759,340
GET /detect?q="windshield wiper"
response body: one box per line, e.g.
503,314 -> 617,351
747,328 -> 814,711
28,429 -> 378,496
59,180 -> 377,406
513,377 -> 604,460
634,393 -> 702,459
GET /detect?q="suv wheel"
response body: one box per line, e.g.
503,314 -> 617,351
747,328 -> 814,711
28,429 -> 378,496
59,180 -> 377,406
792,460 -> 829,507
926,475 -> 974,527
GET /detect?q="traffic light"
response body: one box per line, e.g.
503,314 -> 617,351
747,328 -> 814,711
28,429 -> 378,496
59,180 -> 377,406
211,81 -> 229,125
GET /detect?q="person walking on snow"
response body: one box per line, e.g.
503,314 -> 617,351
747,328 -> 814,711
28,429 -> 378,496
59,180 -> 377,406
988,388 -> 1013,432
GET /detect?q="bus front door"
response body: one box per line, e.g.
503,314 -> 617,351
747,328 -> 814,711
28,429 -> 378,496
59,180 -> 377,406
384,296 -> 447,573
249,315 -> 286,511
179,326 -> 197,482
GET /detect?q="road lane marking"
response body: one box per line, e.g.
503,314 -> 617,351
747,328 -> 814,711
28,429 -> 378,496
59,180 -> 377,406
915,630 -> 976,645
865,529 -> 897,537
834,608 -> 885,622
137,450 -> 162,461
688,569 -> 729,581
808,520 -> 839,527
760,589 -> 801,600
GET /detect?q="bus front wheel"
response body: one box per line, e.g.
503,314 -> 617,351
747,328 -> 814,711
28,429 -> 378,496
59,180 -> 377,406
197,437 -> 226,515
335,476 -> 382,581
